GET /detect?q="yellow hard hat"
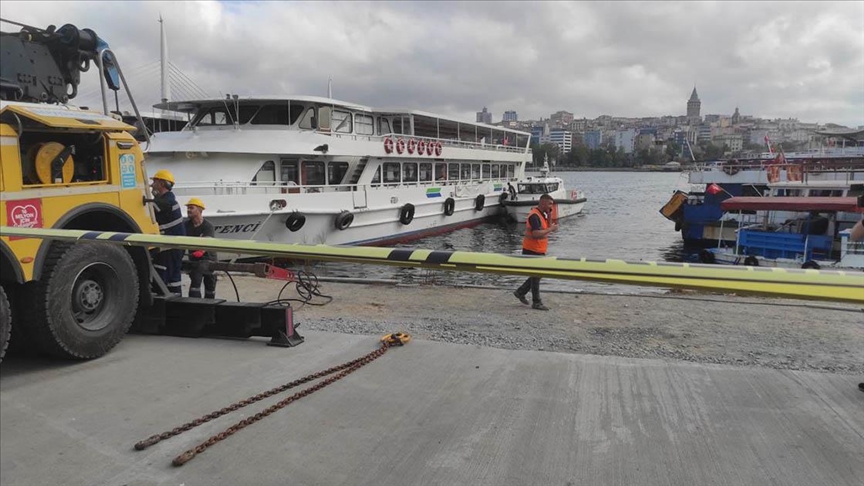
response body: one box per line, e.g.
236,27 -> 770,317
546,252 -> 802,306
186,197 -> 206,210
151,169 -> 175,184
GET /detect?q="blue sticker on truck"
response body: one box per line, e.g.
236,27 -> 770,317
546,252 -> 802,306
120,154 -> 136,188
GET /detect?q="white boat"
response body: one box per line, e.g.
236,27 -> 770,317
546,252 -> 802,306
145,95 -> 531,254
501,157 -> 586,223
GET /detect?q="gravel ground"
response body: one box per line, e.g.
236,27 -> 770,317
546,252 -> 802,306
216,275 -> 864,375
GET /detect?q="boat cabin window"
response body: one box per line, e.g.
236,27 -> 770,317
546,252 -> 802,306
280,160 -> 299,185
195,108 -> 229,126
482,164 -> 491,178
547,182 -> 559,192
383,162 -> 401,184
253,160 -> 276,184
332,110 -> 352,133
460,164 -> 471,180
392,118 -> 407,135
318,106 -> 332,131
378,118 -> 391,135
301,161 -> 326,186
328,162 -> 350,185
518,183 -> 549,195
298,107 -> 317,129
507,164 -> 515,178
403,163 -> 418,183
355,114 -> 374,135
435,163 -> 447,181
252,104 -> 305,125
491,164 -> 500,178
776,189 -> 801,197
419,163 -> 432,182
448,163 -> 460,181
471,164 -> 481,180
372,167 -> 381,186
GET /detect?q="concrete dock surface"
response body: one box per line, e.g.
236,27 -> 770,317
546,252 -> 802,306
1,331 -> 862,486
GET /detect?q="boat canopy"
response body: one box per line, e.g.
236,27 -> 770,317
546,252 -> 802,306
721,197 -> 863,212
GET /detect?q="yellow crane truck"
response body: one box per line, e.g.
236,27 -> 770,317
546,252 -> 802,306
0,20 -> 161,360
0,20 -> 304,361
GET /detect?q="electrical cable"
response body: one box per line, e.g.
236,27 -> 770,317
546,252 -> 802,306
263,270 -> 333,309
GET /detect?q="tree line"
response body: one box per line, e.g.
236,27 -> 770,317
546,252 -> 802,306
530,138 -> 811,168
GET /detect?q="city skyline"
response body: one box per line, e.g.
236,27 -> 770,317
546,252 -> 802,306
3,1 -> 863,128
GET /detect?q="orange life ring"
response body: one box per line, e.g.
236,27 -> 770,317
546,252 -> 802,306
396,138 -> 405,154
418,140 -> 427,156
383,137 -> 394,154
407,139 -> 417,154
434,142 -> 442,157
787,165 -> 803,182
767,165 -> 780,183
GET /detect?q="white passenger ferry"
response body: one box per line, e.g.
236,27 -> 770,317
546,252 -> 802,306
145,96 -> 531,251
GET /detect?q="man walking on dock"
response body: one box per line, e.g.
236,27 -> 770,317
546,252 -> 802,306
514,194 -> 558,310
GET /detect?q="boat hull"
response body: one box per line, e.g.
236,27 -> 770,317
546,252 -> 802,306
193,188 -> 506,260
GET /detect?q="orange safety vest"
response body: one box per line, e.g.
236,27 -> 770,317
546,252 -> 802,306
523,207 -> 549,254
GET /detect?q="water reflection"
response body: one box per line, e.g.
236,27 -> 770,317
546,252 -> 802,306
314,172 -> 690,295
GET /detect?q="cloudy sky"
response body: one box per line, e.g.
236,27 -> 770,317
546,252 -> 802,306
4,1 -> 863,127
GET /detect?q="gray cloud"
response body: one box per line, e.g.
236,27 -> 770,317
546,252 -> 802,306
3,1 -> 862,127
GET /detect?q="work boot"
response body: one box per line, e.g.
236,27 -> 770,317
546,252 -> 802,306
532,302 -> 549,311
513,290 -> 529,305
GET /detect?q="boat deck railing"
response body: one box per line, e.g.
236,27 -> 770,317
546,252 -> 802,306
173,178 -> 514,197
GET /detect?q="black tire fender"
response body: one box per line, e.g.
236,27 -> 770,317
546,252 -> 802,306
335,211 -> 354,231
20,242 -> 139,359
474,194 -> 485,211
443,197 -> 455,217
399,204 -> 415,225
744,255 -> 759,267
698,249 -> 715,264
801,260 -> 821,270
285,212 -> 306,232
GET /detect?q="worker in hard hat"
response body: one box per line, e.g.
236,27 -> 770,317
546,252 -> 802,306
146,169 -> 186,296
184,197 -> 217,299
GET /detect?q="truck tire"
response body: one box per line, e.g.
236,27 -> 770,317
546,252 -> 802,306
0,285 -> 11,362
21,242 -> 139,359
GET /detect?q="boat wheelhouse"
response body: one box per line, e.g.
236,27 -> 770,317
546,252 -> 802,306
145,96 -> 531,253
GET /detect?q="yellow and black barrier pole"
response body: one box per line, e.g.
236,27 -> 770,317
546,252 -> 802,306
2,226 -> 862,304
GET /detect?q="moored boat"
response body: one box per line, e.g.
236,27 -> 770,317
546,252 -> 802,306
698,189 -> 864,269
145,96 -> 531,255
501,157 -> 586,223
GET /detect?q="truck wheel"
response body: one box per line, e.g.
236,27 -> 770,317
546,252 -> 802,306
0,285 -> 11,362
22,242 -> 139,359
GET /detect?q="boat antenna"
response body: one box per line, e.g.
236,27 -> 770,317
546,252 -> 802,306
328,76 -> 332,99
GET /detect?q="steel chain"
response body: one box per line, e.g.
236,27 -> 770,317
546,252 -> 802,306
171,346 -> 388,466
134,334 -> 408,467
133,354 -> 374,451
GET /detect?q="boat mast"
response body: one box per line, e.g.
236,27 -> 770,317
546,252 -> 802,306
159,15 -> 170,104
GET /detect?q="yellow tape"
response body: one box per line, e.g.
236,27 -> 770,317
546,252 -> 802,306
2,226 -> 862,303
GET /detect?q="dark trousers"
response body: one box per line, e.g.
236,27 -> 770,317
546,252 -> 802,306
517,248 -> 544,303
152,248 -> 183,296
189,262 -> 217,298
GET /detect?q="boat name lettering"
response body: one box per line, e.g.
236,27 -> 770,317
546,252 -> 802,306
214,222 -> 263,234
